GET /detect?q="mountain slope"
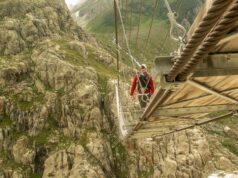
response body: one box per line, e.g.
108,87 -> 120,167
72,0 -> 202,64
0,0 -> 120,176
71,0 -> 113,28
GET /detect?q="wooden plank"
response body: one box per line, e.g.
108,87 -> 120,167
152,104 -> 238,117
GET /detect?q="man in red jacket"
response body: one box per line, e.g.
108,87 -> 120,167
130,64 -> 155,108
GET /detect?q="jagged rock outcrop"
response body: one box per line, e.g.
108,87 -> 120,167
43,135 -> 114,178
0,0 -> 89,56
12,136 -> 35,165
0,0 -> 117,177
0,37 -> 118,176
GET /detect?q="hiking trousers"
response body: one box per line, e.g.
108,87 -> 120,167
138,94 -> 151,108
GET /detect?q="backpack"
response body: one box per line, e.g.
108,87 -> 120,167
137,73 -> 150,90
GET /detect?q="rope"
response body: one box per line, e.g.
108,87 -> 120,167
163,0 -> 186,42
114,0 -> 142,140
160,30 -> 169,53
145,0 -> 159,49
136,73 -> 151,102
115,0 -> 141,69
178,0 -> 238,81
114,0 -> 120,87
159,0 -> 183,54
121,0 -> 124,16
166,0 -> 232,82
152,112 -> 233,138
115,82 -> 128,137
124,0 -> 129,27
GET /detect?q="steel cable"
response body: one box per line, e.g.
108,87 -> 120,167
129,0 -> 133,44
166,0 -> 232,82
178,0 -> 238,81
135,0 -> 144,48
145,0 -> 159,49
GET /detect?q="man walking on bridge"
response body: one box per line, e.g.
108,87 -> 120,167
130,64 -> 155,108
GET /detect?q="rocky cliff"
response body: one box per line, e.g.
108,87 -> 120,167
0,0 -> 238,178
0,0 -> 117,177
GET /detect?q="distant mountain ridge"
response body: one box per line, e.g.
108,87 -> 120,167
71,0 -> 202,28
70,0 -> 203,64
71,0 -> 113,27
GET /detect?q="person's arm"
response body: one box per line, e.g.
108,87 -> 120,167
149,77 -> 155,95
130,75 -> 138,96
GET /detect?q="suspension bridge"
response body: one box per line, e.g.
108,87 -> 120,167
113,0 -> 238,140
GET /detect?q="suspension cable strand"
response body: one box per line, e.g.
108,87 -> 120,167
178,0 -> 238,81
160,30 -> 169,53
166,0 -> 232,82
115,0 -> 141,68
135,0 -> 144,48
145,0 -> 159,49
159,0 -> 183,53
153,112 -> 233,138
125,0 -> 128,26
175,0 -> 183,16
163,0 -> 186,42
114,0 -> 120,86
124,0 -> 129,46
115,82 -> 128,137
129,0 -> 133,44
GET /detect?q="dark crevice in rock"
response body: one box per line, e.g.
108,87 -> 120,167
34,146 -> 48,174
66,152 -> 74,170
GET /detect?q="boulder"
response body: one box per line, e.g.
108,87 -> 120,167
68,41 -> 87,59
43,144 -> 109,178
12,136 -> 35,165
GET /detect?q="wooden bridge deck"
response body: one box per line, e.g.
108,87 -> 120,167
130,75 -> 238,139
117,0 -> 238,140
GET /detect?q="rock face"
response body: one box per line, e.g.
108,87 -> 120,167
0,37 -> 117,176
43,137 -> 114,178
0,0 -> 116,177
124,128 -> 238,178
0,0 -> 88,56
12,136 -> 35,165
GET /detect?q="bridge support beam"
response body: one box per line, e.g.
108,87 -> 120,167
187,80 -> 238,104
153,53 -> 238,78
152,104 -> 238,117
131,112 -> 233,139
